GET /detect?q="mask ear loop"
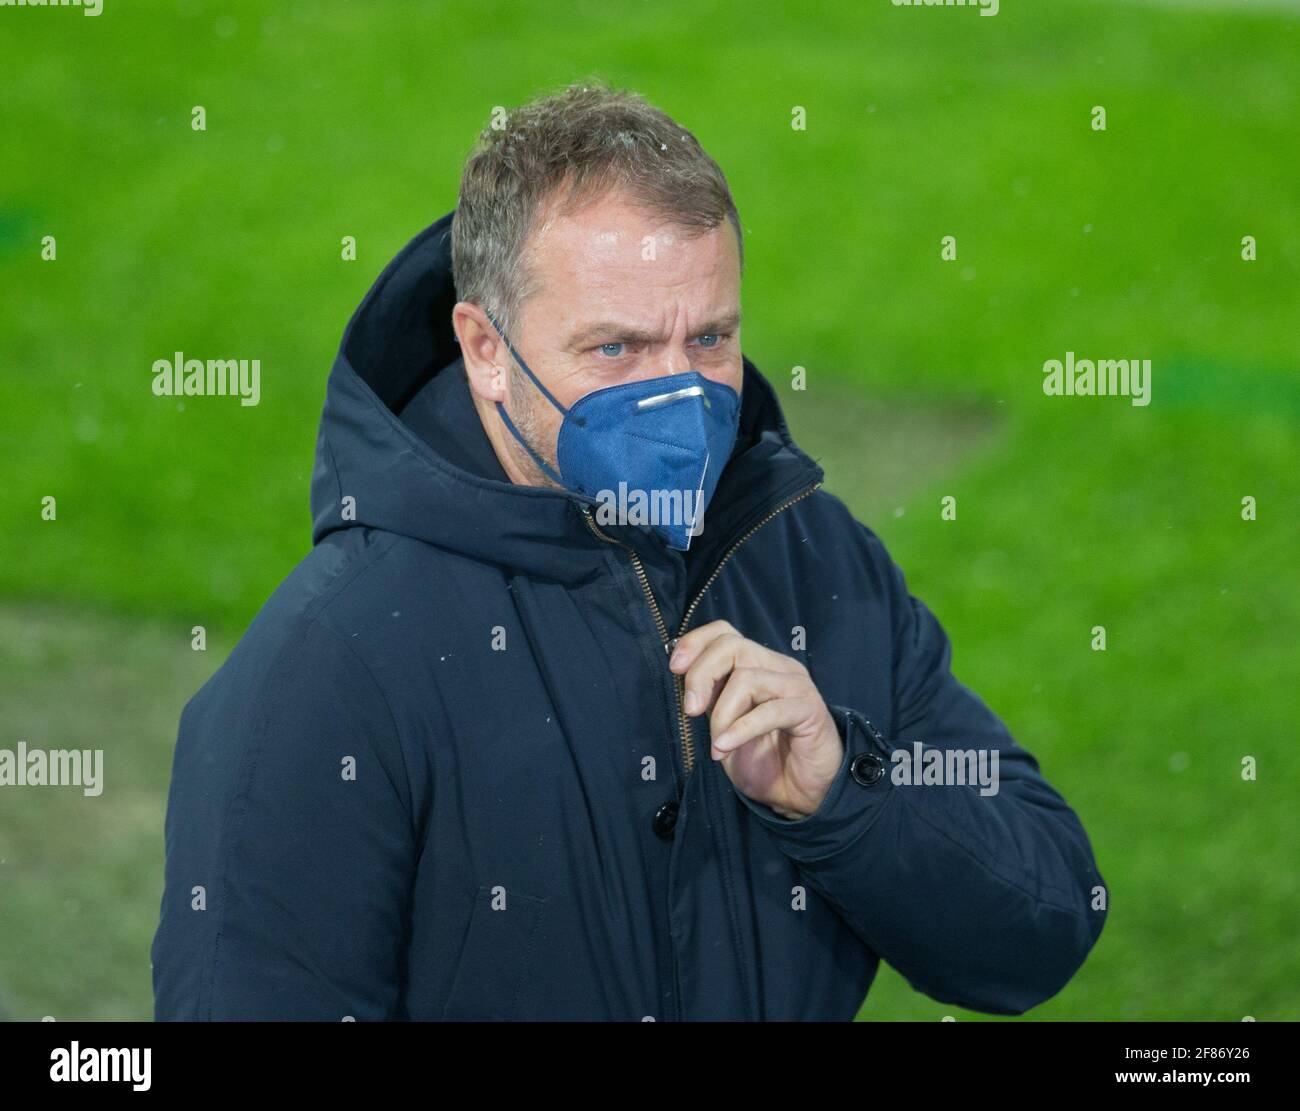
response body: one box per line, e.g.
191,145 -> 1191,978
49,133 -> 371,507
484,309 -> 587,426
484,308 -> 576,486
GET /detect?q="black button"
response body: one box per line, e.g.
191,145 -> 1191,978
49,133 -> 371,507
652,801 -> 679,840
850,752 -> 885,787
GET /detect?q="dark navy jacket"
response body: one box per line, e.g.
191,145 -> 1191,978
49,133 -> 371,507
151,210 -> 1107,1021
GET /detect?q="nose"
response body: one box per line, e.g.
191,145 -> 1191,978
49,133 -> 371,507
661,340 -> 694,377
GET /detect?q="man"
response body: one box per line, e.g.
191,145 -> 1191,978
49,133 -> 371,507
152,82 -> 1107,1021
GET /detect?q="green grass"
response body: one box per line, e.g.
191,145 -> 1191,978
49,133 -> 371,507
1,0 -> 1297,1020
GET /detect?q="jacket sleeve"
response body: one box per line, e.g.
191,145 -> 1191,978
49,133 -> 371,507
151,617 -> 416,1020
732,528 -> 1108,1015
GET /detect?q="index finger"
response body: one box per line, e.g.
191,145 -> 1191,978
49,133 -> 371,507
667,620 -> 738,674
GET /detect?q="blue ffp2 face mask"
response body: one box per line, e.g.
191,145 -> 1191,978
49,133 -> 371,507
486,310 -> 741,551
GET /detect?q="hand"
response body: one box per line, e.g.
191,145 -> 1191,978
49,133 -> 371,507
668,621 -> 843,820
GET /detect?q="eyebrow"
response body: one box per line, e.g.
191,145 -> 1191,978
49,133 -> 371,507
566,309 -> 743,350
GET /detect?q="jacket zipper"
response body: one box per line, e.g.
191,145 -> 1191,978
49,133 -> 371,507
582,478 -> 822,777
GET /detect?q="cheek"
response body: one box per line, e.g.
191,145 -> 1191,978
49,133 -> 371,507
525,390 -> 564,442
704,357 -> 743,393
554,361 -> 608,409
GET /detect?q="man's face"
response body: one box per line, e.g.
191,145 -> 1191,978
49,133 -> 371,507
461,187 -> 743,487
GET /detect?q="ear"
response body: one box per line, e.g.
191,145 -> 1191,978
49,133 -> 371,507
453,302 -> 509,403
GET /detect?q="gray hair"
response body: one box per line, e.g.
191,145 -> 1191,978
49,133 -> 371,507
451,80 -> 744,340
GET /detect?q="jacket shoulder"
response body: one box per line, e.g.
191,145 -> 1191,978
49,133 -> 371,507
178,529 -> 415,769
777,486 -> 901,603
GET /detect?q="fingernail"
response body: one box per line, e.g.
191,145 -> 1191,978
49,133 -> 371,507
684,690 -> 700,714
713,731 -> 731,749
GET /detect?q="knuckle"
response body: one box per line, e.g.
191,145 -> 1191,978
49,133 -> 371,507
780,655 -> 808,677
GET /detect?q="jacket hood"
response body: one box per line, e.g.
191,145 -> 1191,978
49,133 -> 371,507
310,210 -> 823,584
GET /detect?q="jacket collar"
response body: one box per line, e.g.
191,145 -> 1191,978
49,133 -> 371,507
311,210 -> 823,586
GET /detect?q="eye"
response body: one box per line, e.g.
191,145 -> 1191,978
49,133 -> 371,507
597,342 -> 624,357
693,333 -> 728,350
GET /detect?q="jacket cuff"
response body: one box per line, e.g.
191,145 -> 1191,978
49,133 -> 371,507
730,704 -> 895,863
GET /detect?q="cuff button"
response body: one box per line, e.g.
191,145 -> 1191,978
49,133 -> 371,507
850,752 -> 885,787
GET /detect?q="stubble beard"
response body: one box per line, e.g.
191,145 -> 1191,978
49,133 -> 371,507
507,363 -> 566,492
